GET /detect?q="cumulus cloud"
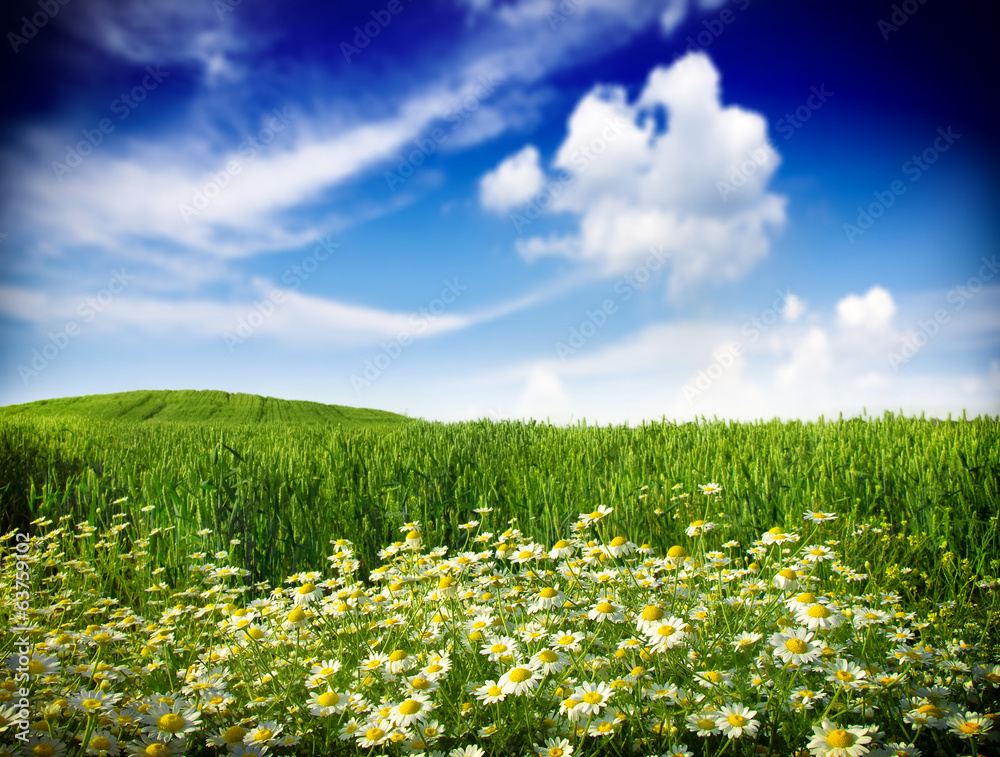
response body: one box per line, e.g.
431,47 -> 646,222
506,53 -> 786,297
479,145 -> 545,212
835,286 -> 896,332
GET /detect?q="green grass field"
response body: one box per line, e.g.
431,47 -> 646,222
1,391 -> 998,756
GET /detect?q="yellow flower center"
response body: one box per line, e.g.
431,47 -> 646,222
399,699 -> 422,715
917,704 -> 944,718
144,745 -> 169,757
796,592 -> 817,604
508,667 -> 532,683
425,664 -> 443,674
406,530 -> 420,540
767,527 -> 784,535
826,729 -> 855,748
318,692 -> 340,707
81,698 -> 103,711
641,605 -> 663,621
224,726 -> 246,743
33,746 -> 55,757
410,677 -> 430,690
581,691 -> 603,704
727,714 -> 748,728
835,670 -> 855,682
539,587 -> 558,598
535,650 -> 558,664
558,635 -> 576,645
697,717 -> 716,730
254,729 -> 274,742
287,607 -> 306,623
610,536 -> 627,547
389,650 -> 407,662
548,748 -> 564,757
667,545 -> 688,559
365,727 -> 384,741
959,721 -> 982,735
157,714 -> 185,733
596,602 -> 614,614
93,633 -> 112,643
778,568 -> 797,579
297,583 -> 315,594
246,628 -> 265,640
90,736 -> 111,751
657,624 -> 676,637
487,685 -> 503,697
553,540 -> 570,549
490,643 -> 508,654
704,671 -> 724,683
785,638 -> 809,654
807,604 -> 831,618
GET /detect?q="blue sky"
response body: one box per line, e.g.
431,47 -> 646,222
1,0 -> 997,423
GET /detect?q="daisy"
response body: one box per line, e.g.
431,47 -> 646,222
773,567 -> 800,591
698,483 -> 722,496
797,603 -> 843,631
578,505 -> 613,524
85,729 -> 120,756
695,670 -> 732,689
388,693 -> 433,728
69,688 -> 122,714
807,720 -> 873,756
605,536 -> 636,557
386,648 -> 415,674
530,586 -> 565,613
141,699 -> 201,741
308,688 -> 348,716
209,725 -> 248,748
686,710 -> 721,737
499,665 -> 539,696
715,704 -> 758,739
474,680 -> 507,705
549,539 -> 575,559
244,721 -> 282,747
945,711 -> 992,739
770,628 -> 821,665
825,659 -> 867,690
551,629 -> 585,653
528,648 -> 569,676
292,582 -> 323,604
125,735 -> 182,757
356,721 -> 391,748
572,681 -> 614,717
802,544 -> 836,563
449,746 -> 486,757
587,599 -> 624,623
534,736 -> 573,757
731,631 -> 762,652
480,636 -> 519,663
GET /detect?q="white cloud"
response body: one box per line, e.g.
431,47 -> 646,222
782,293 -> 806,321
775,327 -> 832,389
835,286 -> 896,332
479,145 -> 545,212
512,53 -> 786,297
516,367 -> 572,424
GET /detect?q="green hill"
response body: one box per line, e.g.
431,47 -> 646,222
0,389 -> 411,426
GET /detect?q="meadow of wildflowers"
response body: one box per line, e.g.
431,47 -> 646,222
1,406 -> 998,756
3,485 -> 999,757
